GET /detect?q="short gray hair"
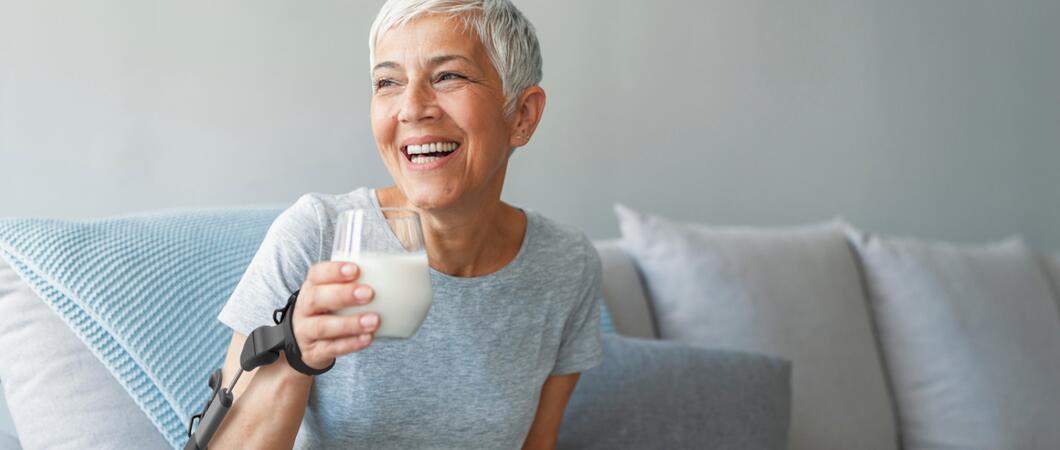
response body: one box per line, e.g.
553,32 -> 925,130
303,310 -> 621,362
369,0 -> 543,116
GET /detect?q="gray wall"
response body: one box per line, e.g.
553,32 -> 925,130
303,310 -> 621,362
2,0 -> 1058,249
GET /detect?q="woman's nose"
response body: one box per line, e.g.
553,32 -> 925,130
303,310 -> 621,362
397,82 -> 440,124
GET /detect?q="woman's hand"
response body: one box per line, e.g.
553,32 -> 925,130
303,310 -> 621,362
293,261 -> 379,370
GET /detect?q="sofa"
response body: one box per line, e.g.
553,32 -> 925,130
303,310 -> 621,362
2,203 -> 1060,449
0,206 -> 791,450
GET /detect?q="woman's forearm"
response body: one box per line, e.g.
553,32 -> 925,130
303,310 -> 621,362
210,353 -> 314,450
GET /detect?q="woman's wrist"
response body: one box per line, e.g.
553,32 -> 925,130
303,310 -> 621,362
260,352 -> 316,388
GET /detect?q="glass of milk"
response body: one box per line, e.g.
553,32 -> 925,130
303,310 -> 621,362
330,208 -> 433,339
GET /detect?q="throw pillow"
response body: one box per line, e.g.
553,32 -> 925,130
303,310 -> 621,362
558,334 -> 791,450
615,204 -> 897,450
848,230 -> 1060,449
0,259 -> 170,449
0,208 -> 282,448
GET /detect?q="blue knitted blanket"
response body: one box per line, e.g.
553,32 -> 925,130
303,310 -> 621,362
0,207 -> 283,449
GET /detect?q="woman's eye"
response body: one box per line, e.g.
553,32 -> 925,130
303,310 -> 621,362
375,78 -> 397,90
436,72 -> 466,83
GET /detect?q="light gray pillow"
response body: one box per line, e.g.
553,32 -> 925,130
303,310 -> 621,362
0,260 -> 169,450
847,230 -> 1060,449
615,204 -> 897,450
558,334 -> 791,450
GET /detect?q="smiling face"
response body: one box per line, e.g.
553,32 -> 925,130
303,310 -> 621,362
370,14 -> 517,212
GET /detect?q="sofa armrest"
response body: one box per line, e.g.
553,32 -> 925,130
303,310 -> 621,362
594,240 -> 658,338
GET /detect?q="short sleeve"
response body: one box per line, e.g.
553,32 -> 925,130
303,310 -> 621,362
217,194 -> 323,336
551,246 -> 605,375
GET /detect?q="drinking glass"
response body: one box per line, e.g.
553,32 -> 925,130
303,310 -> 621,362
330,208 -> 433,339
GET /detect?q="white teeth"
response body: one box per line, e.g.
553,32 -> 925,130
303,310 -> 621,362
410,155 -> 440,164
406,142 -> 457,155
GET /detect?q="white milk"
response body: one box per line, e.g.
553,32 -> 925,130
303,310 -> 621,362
332,252 -> 433,339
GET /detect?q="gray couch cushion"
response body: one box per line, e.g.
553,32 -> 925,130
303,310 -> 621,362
849,231 -> 1060,449
558,334 -> 791,450
594,240 -> 657,338
615,205 -> 898,450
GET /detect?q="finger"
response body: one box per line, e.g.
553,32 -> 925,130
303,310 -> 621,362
320,333 -> 374,356
301,313 -> 379,340
307,261 -> 359,285
303,283 -> 374,314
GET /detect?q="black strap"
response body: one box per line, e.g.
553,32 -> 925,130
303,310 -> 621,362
274,290 -> 335,376
185,290 -> 334,450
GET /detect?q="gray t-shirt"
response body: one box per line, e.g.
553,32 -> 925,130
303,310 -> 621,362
217,187 -> 603,449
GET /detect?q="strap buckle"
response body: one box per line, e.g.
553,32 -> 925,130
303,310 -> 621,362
187,368 -> 223,437
273,290 -> 299,325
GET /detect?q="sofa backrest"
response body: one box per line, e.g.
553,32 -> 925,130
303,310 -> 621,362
593,240 -> 657,339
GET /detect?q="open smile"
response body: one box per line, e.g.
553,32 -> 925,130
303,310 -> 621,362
400,139 -> 462,171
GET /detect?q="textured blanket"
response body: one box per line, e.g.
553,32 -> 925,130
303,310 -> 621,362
0,207 -> 283,449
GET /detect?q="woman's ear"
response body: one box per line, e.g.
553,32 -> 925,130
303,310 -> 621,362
509,86 -> 546,148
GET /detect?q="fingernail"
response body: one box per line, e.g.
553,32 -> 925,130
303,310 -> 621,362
360,314 -> 378,327
359,334 -> 371,342
354,286 -> 373,301
341,264 -> 355,276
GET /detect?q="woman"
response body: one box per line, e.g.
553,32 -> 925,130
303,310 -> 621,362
211,0 -> 603,449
